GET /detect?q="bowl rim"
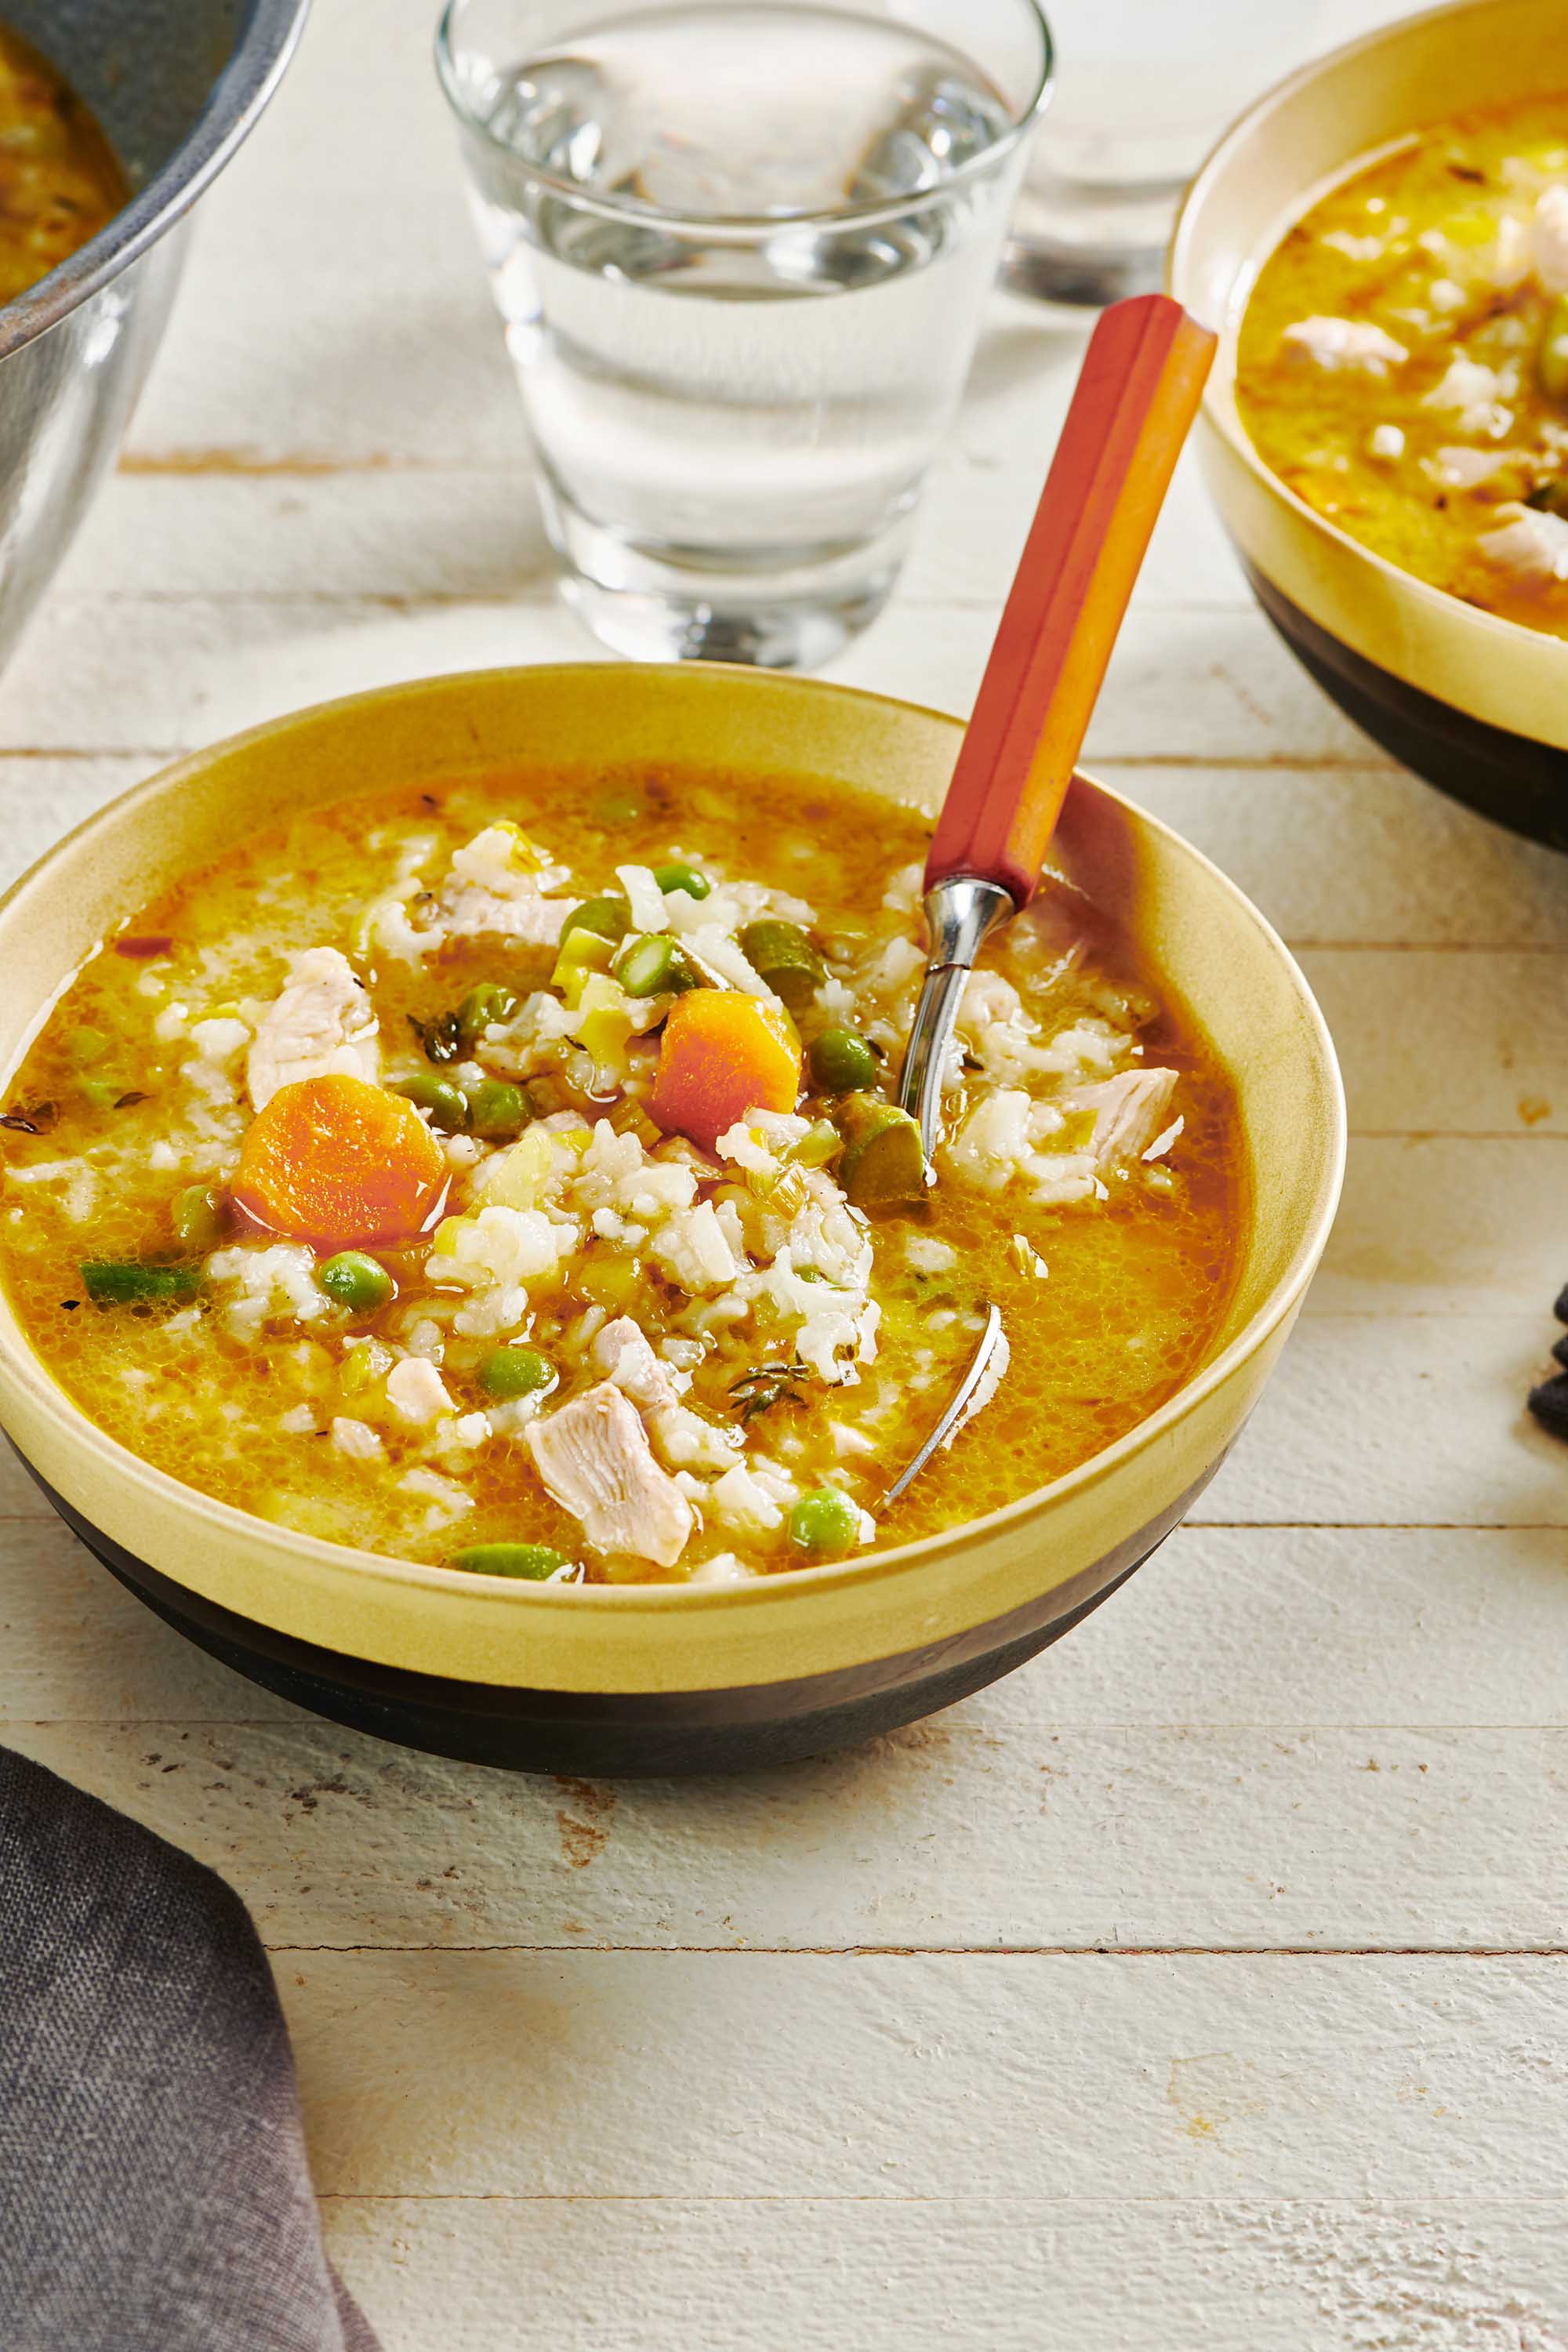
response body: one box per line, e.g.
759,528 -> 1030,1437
0,0 -> 311,363
0,662 -> 1345,1623
1168,0 -> 1568,673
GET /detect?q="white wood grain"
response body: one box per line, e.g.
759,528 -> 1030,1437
319,2195 -> 1568,2352
0,590 -> 1373,763
277,1953 -> 1568,2195
7,1706 -> 1565,1952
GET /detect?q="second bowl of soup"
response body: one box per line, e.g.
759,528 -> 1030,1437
0,665 -> 1342,1773
1172,0 -> 1568,848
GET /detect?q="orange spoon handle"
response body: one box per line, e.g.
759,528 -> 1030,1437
925,294 -> 1217,906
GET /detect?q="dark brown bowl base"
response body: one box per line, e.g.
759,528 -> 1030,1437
26,1459 -> 1220,1775
1246,562 -> 1568,851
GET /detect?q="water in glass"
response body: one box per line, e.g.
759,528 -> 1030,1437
448,0 -> 1041,666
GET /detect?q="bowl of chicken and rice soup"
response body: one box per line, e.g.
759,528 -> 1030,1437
1171,0 -> 1568,849
0,666 -> 1343,1773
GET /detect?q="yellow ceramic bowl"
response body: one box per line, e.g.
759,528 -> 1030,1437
0,666 -> 1343,1773
1171,0 -> 1568,849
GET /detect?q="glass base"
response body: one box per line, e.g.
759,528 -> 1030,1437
540,480 -> 907,670
1002,169 -> 1182,309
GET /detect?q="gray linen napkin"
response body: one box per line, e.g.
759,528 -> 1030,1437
0,1747 -> 379,2352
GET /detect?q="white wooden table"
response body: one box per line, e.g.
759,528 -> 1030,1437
4,4 -> 1567,2343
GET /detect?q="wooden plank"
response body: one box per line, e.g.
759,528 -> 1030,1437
1303,953 -> 1568,1138
1105,762 -> 1568,949
0,588 -> 1429,765
278,1952 -> 1568,2196
67,451 -> 1246,612
5,1522 -> 1565,1732
7,1707 -> 1565,1951
1198,1314 -> 1563,1528
320,2194 -> 1568,2352
1316,1138 -> 1568,1315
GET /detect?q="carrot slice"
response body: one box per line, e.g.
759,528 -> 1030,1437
233,1074 -> 447,1249
649,990 -> 801,1152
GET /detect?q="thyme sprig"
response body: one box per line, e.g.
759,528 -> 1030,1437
728,1360 -> 815,1424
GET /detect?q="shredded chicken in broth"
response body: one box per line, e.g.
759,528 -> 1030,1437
1236,96 -> 1568,635
0,26 -> 125,306
0,768 -> 1240,1585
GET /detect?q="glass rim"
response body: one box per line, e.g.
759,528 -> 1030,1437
434,0 -> 1054,238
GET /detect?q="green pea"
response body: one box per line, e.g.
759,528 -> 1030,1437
394,1073 -> 470,1132
787,1488 -> 862,1558
613,934 -> 698,999
67,1025 -> 108,1066
171,1184 -> 229,1250
466,1078 -> 532,1140
809,1026 -> 877,1094
653,859 -> 710,900
318,1251 -> 395,1314
739,918 -> 826,1011
81,1261 -> 201,1305
457,982 -> 520,1044
1540,293 -> 1568,405
477,1346 -> 557,1400
833,1092 -> 927,1207
561,895 -> 631,947
592,789 -> 645,826
450,1542 -> 569,1581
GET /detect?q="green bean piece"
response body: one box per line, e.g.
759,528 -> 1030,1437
613,933 -> 698,999
78,1078 -> 121,1109
67,1025 -> 108,1066
171,1184 -> 229,1250
561,895 -> 631,946
477,1345 -> 558,1400
318,1250 -> 396,1313
808,1025 -> 877,1094
450,1542 -> 569,1581
787,1488 -> 862,1558
456,982 -> 520,1044
739,918 -> 826,1010
653,859 -> 710,900
81,1261 -> 201,1305
1540,293 -> 1568,405
833,1092 -> 927,1207
466,1077 -> 532,1140
394,1072 -> 470,1132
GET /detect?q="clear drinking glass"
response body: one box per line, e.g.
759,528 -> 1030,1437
1003,0 -> 1371,307
436,0 -> 1051,668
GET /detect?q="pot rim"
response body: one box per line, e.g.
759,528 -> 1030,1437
0,0 -> 311,362
1168,0 -> 1568,677
0,664 -> 1345,1628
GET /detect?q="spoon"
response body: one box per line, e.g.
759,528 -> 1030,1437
887,294 -> 1215,1499
897,292 -> 1218,1166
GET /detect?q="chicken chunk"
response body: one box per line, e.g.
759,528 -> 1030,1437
1279,317 -> 1407,376
1478,504 -> 1568,591
591,1316 -> 681,1410
1421,355 -> 1513,438
1065,1067 -> 1181,1172
385,1357 -> 455,1427
438,887 -> 574,947
247,947 -> 379,1111
527,1381 -> 695,1566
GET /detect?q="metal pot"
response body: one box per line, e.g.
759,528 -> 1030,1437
0,0 -> 310,674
